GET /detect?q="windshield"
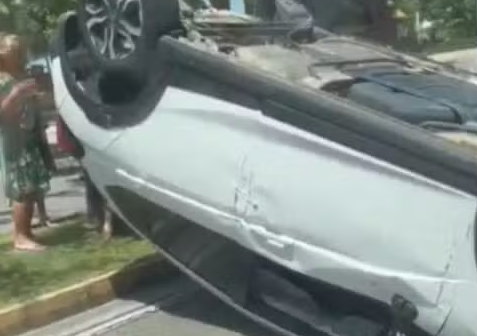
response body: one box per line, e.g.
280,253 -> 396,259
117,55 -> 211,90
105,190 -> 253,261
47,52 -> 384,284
188,0 -> 477,72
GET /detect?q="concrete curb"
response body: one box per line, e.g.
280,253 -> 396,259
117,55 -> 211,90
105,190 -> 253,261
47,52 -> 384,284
0,212 -> 84,229
0,254 -> 177,336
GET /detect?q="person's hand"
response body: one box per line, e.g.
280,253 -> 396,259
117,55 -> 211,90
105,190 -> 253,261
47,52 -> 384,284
0,79 -> 39,121
14,79 -> 38,98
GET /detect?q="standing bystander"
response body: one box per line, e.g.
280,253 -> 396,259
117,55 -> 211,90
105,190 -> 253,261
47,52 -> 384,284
56,116 -> 112,239
0,33 -> 52,251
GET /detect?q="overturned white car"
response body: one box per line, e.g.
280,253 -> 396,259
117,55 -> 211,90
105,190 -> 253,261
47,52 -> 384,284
50,0 -> 477,335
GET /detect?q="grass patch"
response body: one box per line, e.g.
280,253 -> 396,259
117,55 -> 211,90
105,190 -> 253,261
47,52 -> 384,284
0,220 -> 154,309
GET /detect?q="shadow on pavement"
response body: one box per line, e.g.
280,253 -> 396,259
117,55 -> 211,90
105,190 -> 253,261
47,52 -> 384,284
159,290 -> 276,336
47,190 -> 85,198
109,266 -> 276,336
37,222 -> 90,247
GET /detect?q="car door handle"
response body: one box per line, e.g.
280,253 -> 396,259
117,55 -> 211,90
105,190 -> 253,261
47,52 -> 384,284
250,226 -> 294,250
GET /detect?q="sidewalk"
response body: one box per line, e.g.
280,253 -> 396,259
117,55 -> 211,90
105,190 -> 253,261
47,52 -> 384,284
430,48 -> 477,74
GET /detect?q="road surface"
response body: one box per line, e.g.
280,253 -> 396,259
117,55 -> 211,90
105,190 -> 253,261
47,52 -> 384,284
100,290 -> 272,336
21,274 -> 276,336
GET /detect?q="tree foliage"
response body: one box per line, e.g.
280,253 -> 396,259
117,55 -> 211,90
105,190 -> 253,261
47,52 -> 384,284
419,0 -> 476,39
0,0 -> 475,53
0,0 -> 77,53
394,0 -> 476,41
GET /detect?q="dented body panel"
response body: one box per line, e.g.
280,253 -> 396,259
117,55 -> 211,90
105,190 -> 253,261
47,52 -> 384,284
51,9 -> 477,336
53,58 -> 477,332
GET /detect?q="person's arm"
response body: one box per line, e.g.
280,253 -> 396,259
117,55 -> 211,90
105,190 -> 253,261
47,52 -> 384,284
0,79 -> 37,121
0,78 -> 15,120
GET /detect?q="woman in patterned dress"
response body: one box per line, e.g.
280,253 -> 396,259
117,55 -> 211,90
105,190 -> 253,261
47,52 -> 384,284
0,33 -> 51,251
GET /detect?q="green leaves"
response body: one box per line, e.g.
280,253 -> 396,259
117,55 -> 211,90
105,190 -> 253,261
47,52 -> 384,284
0,2 -> 9,15
403,0 -> 476,40
0,0 -> 77,53
0,0 -> 475,53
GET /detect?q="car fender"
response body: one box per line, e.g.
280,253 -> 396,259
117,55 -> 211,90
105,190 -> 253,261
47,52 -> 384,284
50,55 -> 124,152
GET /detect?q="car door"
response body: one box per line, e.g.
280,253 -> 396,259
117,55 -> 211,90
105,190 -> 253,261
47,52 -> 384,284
106,81 -> 261,243
237,102 -> 477,334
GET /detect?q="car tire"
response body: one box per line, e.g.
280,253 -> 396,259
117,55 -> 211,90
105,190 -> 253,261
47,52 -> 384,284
77,0 -> 182,80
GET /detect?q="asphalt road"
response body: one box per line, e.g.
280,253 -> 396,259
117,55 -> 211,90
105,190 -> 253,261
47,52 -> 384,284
21,274 -> 276,336
100,290 -> 273,336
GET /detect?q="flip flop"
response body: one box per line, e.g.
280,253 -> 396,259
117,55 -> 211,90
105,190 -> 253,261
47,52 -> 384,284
13,244 -> 47,253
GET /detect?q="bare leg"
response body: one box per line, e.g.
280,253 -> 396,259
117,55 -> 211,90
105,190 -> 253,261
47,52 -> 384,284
36,196 -> 47,222
102,208 -> 113,241
12,195 -> 45,251
84,170 -> 104,229
35,195 -> 55,227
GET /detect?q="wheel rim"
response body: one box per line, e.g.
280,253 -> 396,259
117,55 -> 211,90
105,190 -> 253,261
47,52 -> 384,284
84,0 -> 143,60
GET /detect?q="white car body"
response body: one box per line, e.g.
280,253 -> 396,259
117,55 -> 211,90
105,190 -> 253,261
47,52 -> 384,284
50,10 -> 477,336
